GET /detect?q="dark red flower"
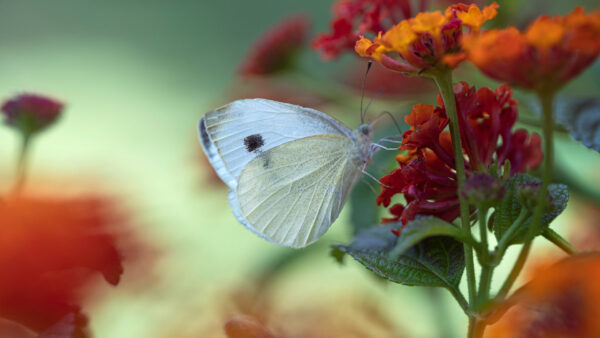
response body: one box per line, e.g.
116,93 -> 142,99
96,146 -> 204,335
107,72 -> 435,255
0,193 -> 131,335
239,14 -> 310,77
1,94 -> 63,135
312,0 -> 427,60
378,83 -> 543,229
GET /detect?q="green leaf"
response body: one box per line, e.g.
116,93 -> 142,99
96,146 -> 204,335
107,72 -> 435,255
389,216 -> 475,258
335,225 -> 465,291
556,98 -> 600,152
493,174 -> 569,244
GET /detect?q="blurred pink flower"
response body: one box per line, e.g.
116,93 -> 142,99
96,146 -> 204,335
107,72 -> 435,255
239,14 -> 310,77
1,94 -> 63,134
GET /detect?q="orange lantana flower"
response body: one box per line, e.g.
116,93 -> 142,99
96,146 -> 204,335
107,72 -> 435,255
463,7 -> 600,92
486,254 -> 600,338
355,3 -> 498,73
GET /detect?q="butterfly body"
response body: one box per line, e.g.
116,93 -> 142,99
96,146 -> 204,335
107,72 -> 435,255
199,99 -> 373,248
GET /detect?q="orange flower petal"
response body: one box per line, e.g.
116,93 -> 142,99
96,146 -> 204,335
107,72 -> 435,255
456,2 -> 499,32
526,15 -> 566,49
409,11 -> 447,35
355,36 -> 383,61
463,28 -> 528,68
380,21 -> 416,52
405,104 -> 435,126
441,52 -> 467,68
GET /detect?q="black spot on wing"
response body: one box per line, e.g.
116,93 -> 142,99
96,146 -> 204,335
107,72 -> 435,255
244,134 -> 265,153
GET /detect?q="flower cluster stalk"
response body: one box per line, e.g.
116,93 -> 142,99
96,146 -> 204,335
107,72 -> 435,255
477,206 -> 492,304
12,134 -> 31,195
497,91 -> 556,302
429,68 -> 477,322
543,228 -> 577,254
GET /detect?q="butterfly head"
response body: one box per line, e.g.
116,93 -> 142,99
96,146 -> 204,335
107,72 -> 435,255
353,123 -> 374,169
358,123 -> 373,140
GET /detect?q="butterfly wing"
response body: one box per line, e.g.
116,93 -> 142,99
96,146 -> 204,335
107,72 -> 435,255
199,98 -> 352,190
232,134 -> 365,248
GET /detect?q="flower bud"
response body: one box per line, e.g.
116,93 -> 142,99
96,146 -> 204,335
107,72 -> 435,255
516,181 -> 550,211
1,94 -> 63,135
460,173 -> 504,206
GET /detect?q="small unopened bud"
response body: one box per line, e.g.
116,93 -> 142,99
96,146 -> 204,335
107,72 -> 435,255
1,93 -> 63,136
517,181 -> 550,211
461,174 -> 504,206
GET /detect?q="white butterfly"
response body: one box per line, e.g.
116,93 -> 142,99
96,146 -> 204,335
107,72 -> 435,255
199,98 -> 374,248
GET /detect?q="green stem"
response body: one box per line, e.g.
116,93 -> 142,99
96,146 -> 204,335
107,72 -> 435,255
447,286 -> 470,316
467,317 -> 475,338
542,228 -> 578,255
12,133 -> 31,195
526,91 -> 555,239
496,90 -> 556,301
469,319 -> 487,338
478,207 -> 489,259
476,206 -> 492,305
495,208 -> 529,257
431,69 -> 476,307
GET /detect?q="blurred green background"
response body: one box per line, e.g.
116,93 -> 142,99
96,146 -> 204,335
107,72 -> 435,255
0,1 -> 599,337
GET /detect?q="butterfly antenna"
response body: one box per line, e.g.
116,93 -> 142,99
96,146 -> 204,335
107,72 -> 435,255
363,88 -> 385,121
360,61 -> 373,124
361,169 -> 393,189
374,110 -> 403,134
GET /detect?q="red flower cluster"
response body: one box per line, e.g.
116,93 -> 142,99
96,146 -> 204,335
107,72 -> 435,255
239,14 -> 310,77
312,0 -> 426,60
0,194 -> 132,335
378,82 -> 542,228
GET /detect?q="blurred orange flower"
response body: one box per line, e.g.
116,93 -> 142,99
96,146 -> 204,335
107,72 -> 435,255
355,3 -> 498,73
221,290 -> 403,338
0,193 -> 134,335
463,7 -> 600,92
486,254 -> 600,338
